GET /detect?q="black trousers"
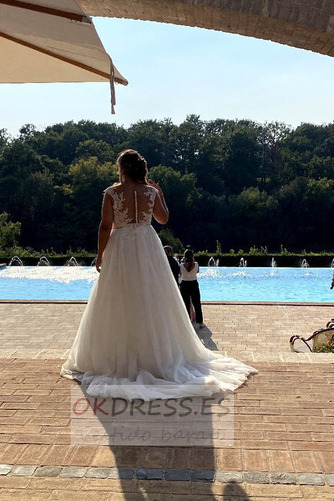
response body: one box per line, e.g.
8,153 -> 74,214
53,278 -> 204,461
180,280 -> 203,324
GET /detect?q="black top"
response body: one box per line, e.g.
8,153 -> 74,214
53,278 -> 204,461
167,255 -> 180,284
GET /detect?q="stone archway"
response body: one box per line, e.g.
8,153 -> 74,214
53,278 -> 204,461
77,0 -> 334,57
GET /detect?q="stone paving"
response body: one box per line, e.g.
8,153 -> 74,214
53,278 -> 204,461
0,301 -> 334,500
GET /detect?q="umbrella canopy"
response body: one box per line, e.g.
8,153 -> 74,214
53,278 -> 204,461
0,0 -> 128,111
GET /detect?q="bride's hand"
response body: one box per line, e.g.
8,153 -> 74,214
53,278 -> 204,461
96,255 -> 103,273
148,179 -> 163,195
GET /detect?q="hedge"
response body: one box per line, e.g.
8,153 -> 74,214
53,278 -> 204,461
2,253 -> 334,267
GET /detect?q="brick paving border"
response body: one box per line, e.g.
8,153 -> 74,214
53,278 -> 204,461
1,464 -> 333,487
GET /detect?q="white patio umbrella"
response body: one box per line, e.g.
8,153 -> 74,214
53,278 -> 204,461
0,0 -> 128,112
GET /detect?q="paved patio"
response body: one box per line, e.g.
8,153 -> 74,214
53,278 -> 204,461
0,301 -> 334,500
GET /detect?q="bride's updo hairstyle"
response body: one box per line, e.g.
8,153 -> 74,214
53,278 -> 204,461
117,149 -> 148,184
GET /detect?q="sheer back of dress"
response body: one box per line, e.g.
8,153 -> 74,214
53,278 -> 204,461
105,184 -> 157,229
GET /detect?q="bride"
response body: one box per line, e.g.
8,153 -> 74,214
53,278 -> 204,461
61,149 -> 256,400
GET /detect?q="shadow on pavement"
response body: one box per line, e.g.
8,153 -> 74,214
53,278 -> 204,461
71,383 -> 236,500
195,324 -> 219,351
223,481 -> 250,500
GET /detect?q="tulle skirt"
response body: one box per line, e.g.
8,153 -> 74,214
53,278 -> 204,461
61,224 -> 256,400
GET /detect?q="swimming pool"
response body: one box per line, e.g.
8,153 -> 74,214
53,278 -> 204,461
1,266 -> 334,302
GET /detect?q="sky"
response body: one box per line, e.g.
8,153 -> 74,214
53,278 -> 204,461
2,17 -> 334,137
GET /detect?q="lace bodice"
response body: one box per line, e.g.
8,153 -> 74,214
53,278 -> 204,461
104,184 -> 158,229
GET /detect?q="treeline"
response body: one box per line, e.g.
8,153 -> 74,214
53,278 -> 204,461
1,115 -> 334,253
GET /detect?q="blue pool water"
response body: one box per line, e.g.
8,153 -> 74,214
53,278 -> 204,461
1,266 -> 334,302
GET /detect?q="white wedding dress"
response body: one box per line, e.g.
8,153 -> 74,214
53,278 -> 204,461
61,183 -> 256,400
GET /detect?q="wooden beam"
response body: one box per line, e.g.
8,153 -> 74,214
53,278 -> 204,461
0,0 -> 90,23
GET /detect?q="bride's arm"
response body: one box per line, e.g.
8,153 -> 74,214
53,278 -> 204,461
96,193 -> 114,272
148,180 -> 169,224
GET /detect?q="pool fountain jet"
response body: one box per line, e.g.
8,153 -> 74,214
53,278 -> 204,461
271,258 -> 277,267
239,257 -> 247,267
37,256 -> 50,266
8,256 -> 23,266
90,257 -> 97,266
66,256 -> 79,266
331,259 -> 334,268
301,259 -> 309,268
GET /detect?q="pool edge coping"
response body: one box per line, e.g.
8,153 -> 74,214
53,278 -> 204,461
1,299 -> 334,306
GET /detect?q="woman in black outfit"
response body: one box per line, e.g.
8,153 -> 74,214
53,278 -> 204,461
179,249 -> 205,328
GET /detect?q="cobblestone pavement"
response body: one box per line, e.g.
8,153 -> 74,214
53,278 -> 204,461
0,301 -> 334,500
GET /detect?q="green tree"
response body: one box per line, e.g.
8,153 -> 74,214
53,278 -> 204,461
257,121 -> 290,190
76,139 -> 115,164
19,123 -> 37,139
24,168 -> 55,249
220,122 -> 262,194
0,140 -> 45,216
196,133 -> 226,194
301,178 -> 334,250
74,120 -> 128,146
61,157 -> 117,250
158,228 -> 184,253
169,116 -> 204,173
2,117 -> 334,254
0,128 -> 10,153
149,165 -> 200,242
26,121 -> 89,165
277,177 -> 308,250
229,187 -> 280,249
0,212 -> 21,249
126,119 -> 176,167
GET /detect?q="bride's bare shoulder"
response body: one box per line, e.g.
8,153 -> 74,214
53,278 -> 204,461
104,183 -> 121,193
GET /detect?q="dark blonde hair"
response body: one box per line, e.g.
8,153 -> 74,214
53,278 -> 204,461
117,149 -> 148,184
